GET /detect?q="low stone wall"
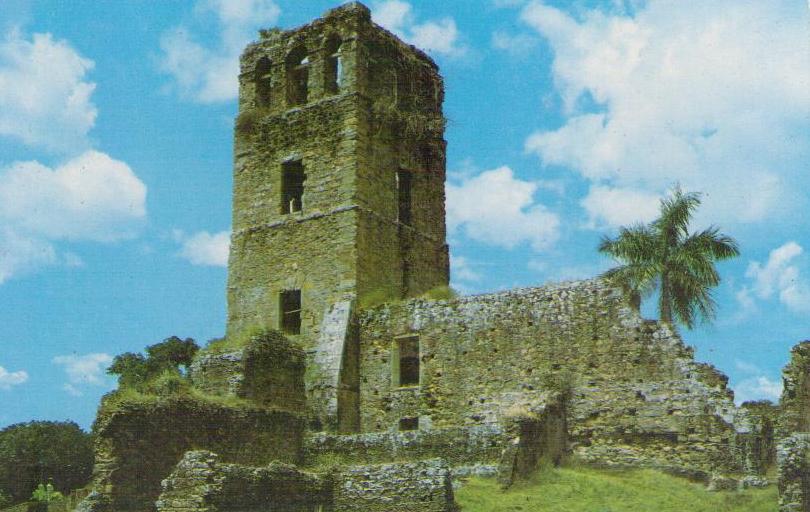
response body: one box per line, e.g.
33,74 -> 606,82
777,433 -> 810,512
305,425 -> 505,467
79,397 -> 305,512
156,451 -> 329,512
333,459 -> 456,512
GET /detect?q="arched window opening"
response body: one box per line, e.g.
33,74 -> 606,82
324,35 -> 342,94
286,46 -> 309,106
254,57 -> 273,107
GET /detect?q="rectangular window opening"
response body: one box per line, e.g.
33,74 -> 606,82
396,170 -> 412,225
397,335 -> 419,387
281,160 -> 305,214
399,417 -> 418,431
280,289 -> 301,335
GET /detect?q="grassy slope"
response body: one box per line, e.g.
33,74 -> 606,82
455,466 -> 777,512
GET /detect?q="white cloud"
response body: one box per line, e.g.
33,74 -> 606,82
160,0 -> 281,103
52,353 -> 113,394
0,29 -> 96,152
373,1 -> 466,57
0,151 -> 147,242
447,166 -> 560,252
176,230 -> 230,267
0,227 -> 57,284
0,151 -> 146,283
492,31 -> 538,57
0,365 -> 28,390
734,376 -> 782,405
581,185 -> 660,228
746,242 -> 810,314
521,0 -> 810,227
450,255 -> 482,283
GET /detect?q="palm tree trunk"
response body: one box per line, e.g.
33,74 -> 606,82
660,272 -> 672,324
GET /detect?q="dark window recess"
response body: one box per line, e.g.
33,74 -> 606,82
324,36 -> 342,94
280,290 -> 301,335
396,170 -> 412,225
281,160 -> 305,214
286,47 -> 309,106
399,417 -> 418,431
254,57 -> 273,106
398,336 -> 419,386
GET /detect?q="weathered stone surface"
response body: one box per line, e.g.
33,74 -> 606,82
777,433 -> 810,512
780,342 -> 810,437
156,450 -> 329,512
79,398 -> 305,512
333,459 -> 457,512
358,279 -> 747,478
190,330 -> 306,410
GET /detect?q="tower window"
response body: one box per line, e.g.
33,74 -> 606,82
399,417 -> 418,431
281,160 -> 305,214
254,57 -> 273,107
395,336 -> 419,387
396,170 -> 412,225
286,46 -> 309,106
324,35 -> 342,94
280,290 -> 301,335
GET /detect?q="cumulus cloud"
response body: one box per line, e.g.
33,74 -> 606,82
0,151 -> 146,242
175,230 -> 230,267
447,166 -> 560,252
0,151 -> 146,283
160,0 -> 281,103
0,29 -> 97,152
580,185 -> 660,228
521,0 -> 810,227
53,353 -> 113,396
745,242 -> 810,314
0,365 -> 28,390
734,376 -> 782,405
373,1 -> 466,57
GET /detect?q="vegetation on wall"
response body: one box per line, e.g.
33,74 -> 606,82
0,421 -> 93,506
599,186 -> 739,328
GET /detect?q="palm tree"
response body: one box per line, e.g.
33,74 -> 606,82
598,186 -> 739,329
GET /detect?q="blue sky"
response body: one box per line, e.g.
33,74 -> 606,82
0,0 -> 808,430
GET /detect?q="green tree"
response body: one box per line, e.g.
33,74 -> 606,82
107,336 -> 198,389
0,421 -> 93,505
598,186 -> 739,329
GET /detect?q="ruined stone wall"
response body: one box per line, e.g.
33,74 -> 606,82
190,330 -> 306,410
778,342 -> 810,511
333,460 -> 456,512
780,341 -> 810,436
778,433 -> 810,512
358,279 -> 744,477
82,399 -> 305,512
156,451 -> 329,512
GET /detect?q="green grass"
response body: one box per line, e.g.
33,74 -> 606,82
455,465 -> 777,512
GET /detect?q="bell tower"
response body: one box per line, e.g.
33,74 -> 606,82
226,2 -> 449,348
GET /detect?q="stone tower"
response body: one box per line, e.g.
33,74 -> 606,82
226,2 -> 448,347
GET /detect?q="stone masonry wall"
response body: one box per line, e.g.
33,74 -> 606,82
81,398 -> 305,512
227,2 -> 448,346
778,433 -> 810,512
190,330 -> 306,411
156,451 -> 329,512
333,459 -> 456,512
778,342 -> 810,511
358,279 -> 745,478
